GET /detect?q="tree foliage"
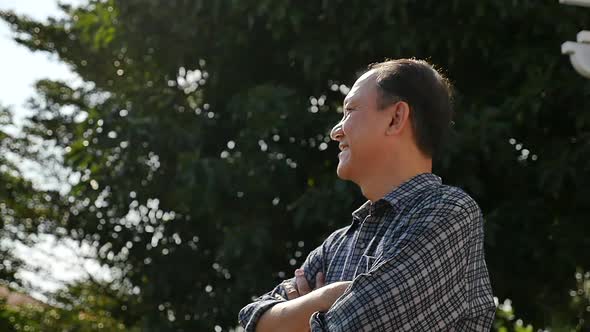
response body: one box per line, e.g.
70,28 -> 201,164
1,0 -> 590,330
0,280 -> 139,332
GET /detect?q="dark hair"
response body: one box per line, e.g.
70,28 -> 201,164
368,58 -> 454,157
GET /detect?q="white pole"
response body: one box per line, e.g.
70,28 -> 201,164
560,0 -> 590,7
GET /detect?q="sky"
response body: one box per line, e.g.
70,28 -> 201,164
0,0 -> 81,123
0,0 -> 110,299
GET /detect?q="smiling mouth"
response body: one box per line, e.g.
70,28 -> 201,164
338,146 -> 349,157
339,144 -> 349,151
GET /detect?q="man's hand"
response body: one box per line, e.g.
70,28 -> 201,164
284,269 -> 326,300
284,269 -> 352,311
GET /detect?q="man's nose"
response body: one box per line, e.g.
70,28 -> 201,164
330,122 -> 344,141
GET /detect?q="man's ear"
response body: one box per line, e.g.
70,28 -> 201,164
385,101 -> 410,136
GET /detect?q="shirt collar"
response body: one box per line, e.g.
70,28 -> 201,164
382,173 -> 442,210
351,173 -> 442,222
351,200 -> 372,222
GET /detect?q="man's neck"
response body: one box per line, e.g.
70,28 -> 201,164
359,160 -> 432,202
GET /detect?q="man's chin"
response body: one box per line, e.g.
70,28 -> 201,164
336,164 -> 352,180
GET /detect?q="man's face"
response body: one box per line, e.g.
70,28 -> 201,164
330,70 -> 392,182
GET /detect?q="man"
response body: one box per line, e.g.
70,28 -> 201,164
238,59 -> 496,331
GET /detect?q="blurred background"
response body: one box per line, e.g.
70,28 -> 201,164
0,0 -> 588,331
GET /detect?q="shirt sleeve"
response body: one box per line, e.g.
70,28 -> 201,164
238,239 -> 327,331
310,201 -> 478,331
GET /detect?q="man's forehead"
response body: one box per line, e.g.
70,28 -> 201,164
356,69 -> 377,83
344,70 -> 377,105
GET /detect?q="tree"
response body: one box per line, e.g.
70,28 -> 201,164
0,102 -> 69,297
0,279 -> 140,332
1,0 -> 589,330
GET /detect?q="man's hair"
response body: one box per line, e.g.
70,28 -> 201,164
368,58 -> 454,157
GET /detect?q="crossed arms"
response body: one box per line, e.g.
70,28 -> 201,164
256,270 -> 351,332
239,202 -> 491,331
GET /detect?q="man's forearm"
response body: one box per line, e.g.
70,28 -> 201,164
255,289 -> 327,332
255,281 -> 351,332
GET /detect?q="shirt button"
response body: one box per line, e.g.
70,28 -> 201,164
359,242 -> 365,248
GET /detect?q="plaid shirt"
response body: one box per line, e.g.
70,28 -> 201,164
239,173 -> 496,331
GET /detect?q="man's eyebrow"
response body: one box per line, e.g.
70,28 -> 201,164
343,99 -> 357,108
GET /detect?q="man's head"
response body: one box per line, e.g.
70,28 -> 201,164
330,58 -> 454,184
